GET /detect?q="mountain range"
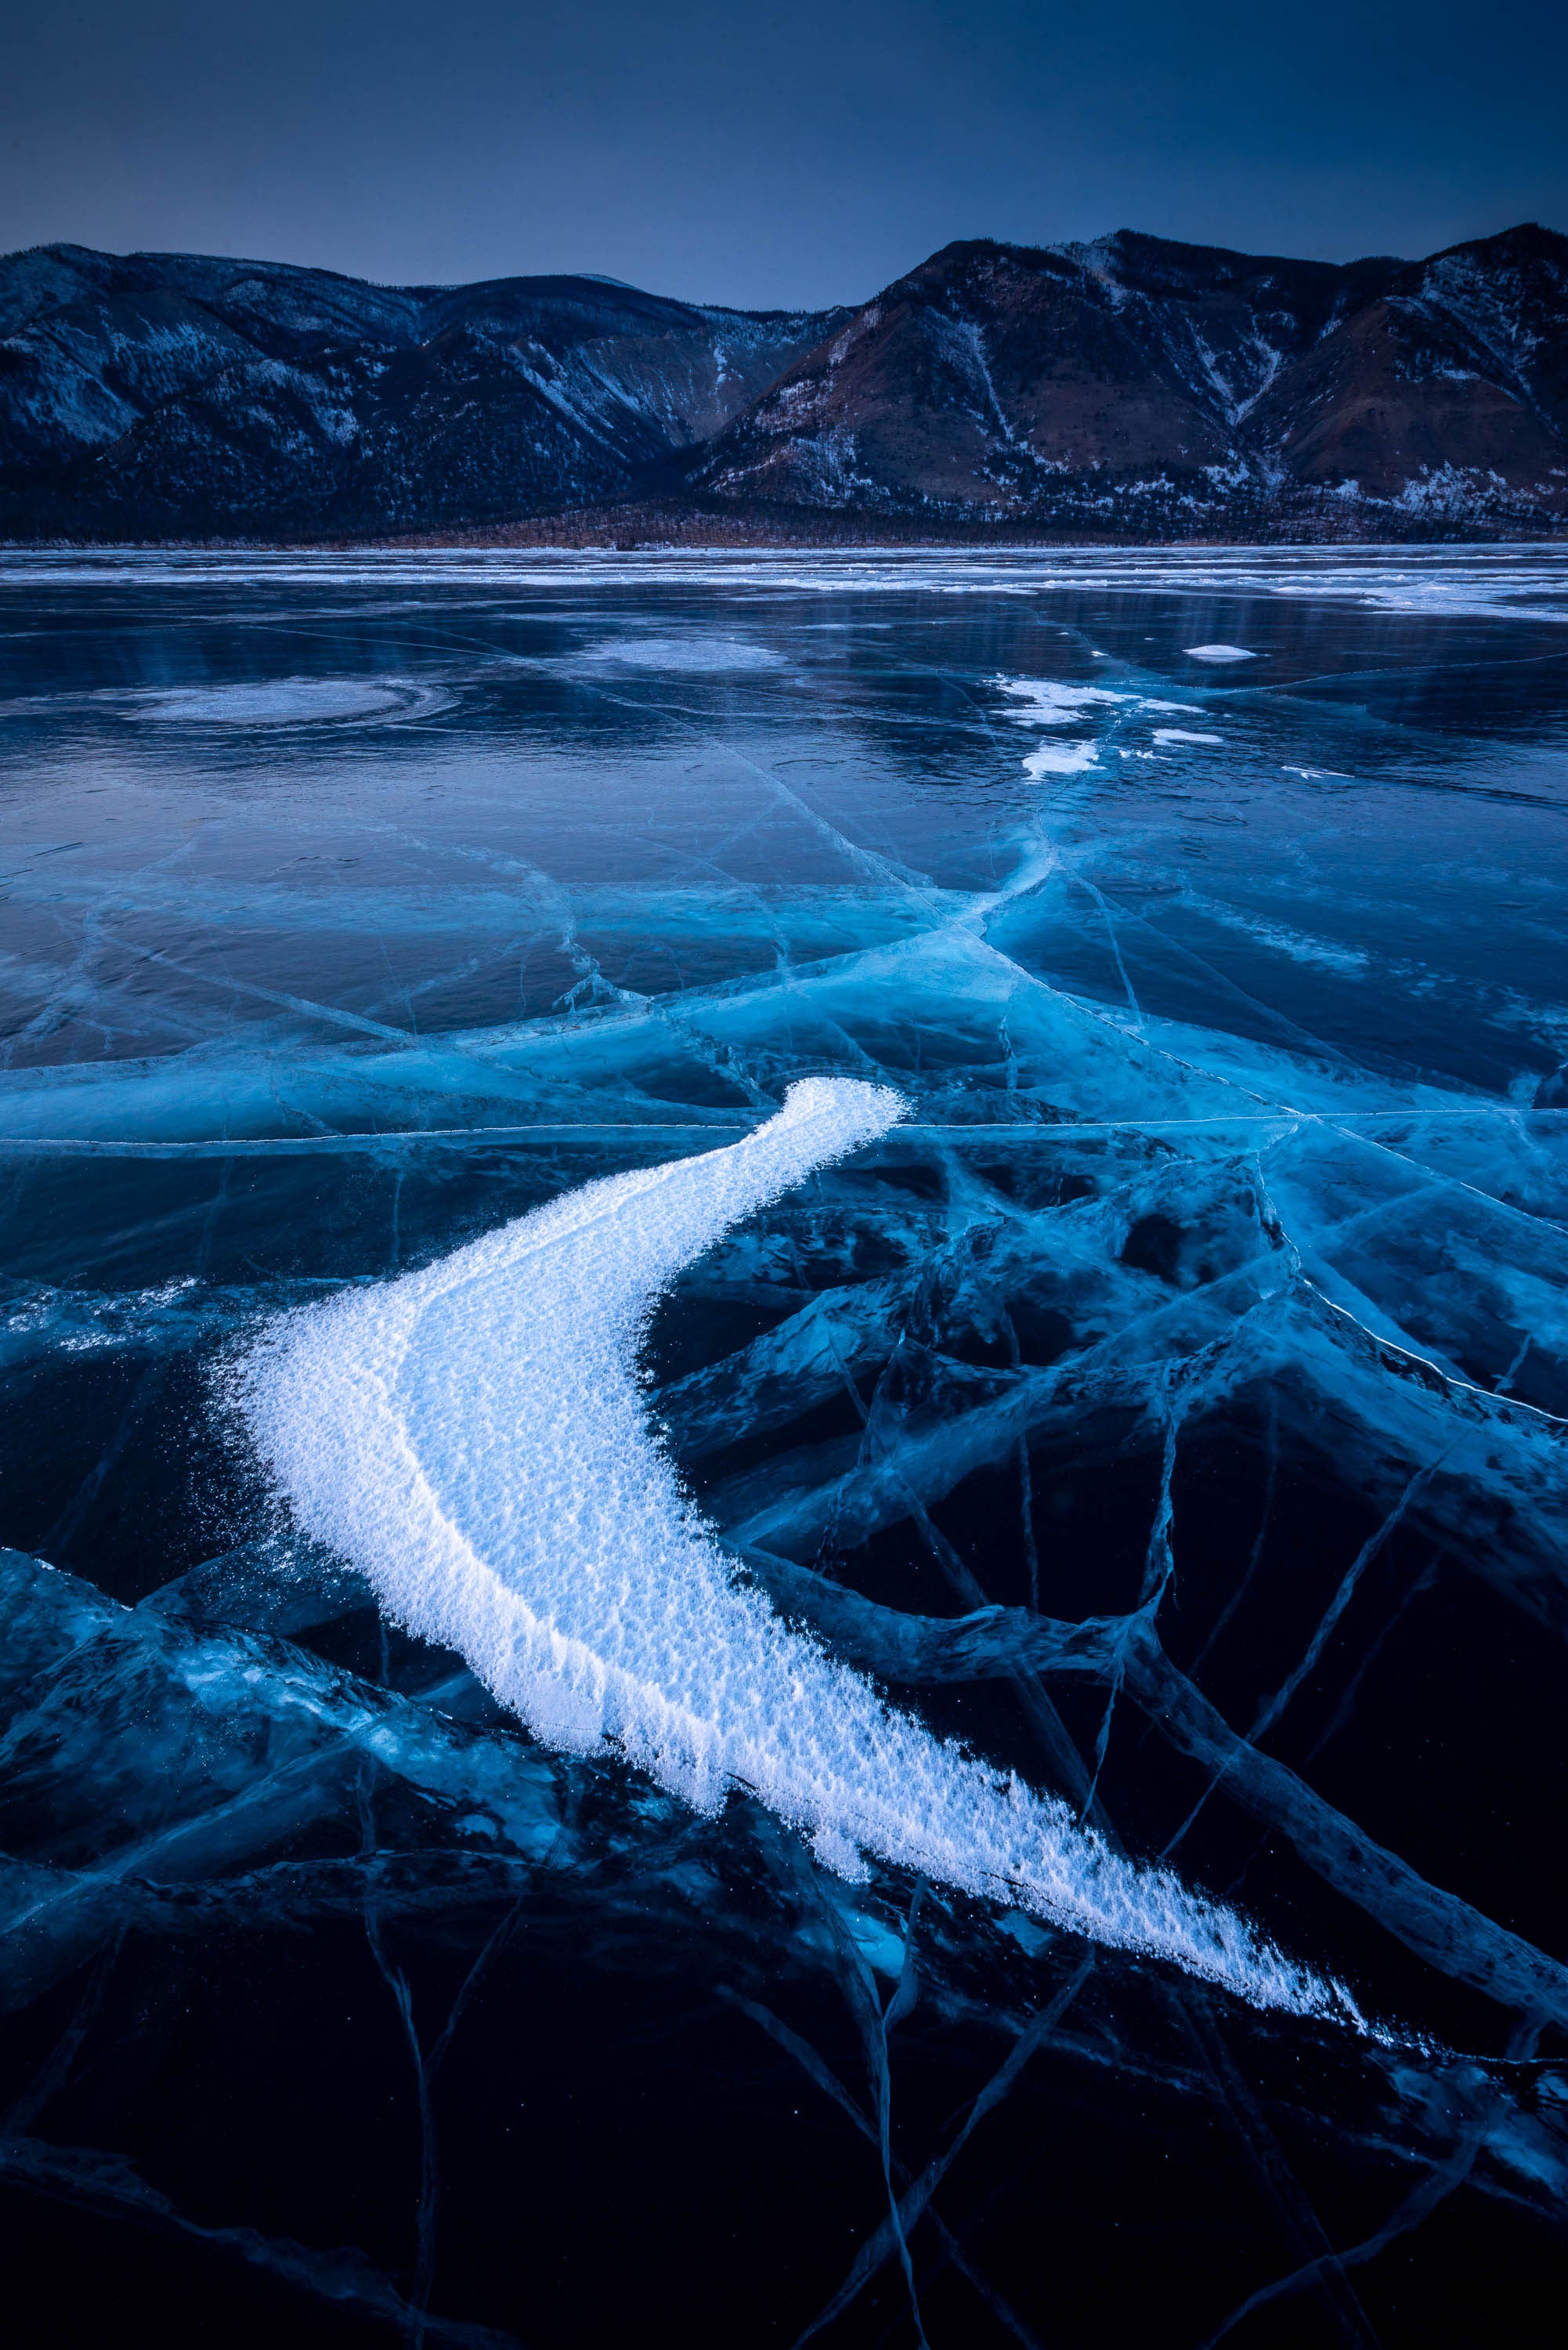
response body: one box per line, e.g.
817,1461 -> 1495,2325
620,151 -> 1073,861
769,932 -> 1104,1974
2,224 -> 1566,540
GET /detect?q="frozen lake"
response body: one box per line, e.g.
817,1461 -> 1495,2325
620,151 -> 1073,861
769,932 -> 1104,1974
2,546 -> 1566,2345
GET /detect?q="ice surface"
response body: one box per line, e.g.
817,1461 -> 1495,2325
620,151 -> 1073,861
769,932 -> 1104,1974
9,544 -> 1568,623
235,1078 -> 1349,2019
581,635 -> 786,671
119,678 -> 443,724
2,551 -> 1566,2345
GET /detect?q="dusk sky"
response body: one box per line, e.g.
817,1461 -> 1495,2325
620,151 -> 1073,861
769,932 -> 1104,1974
4,0 -> 1565,307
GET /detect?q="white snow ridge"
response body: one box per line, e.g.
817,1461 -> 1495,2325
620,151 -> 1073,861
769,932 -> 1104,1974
236,1076 -> 1358,2025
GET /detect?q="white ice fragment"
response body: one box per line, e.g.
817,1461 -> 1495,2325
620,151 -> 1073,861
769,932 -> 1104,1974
1024,742 -> 1101,777
993,677 -> 1128,725
1183,645 -> 1258,663
1152,729 -> 1225,745
993,676 -> 1117,780
234,1078 -> 1354,2023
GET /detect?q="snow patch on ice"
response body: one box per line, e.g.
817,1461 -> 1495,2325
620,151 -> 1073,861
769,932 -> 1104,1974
234,1077 -> 1357,2023
994,676 -> 1225,780
1183,645 -> 1258,663
1023,741 -> 1101,777
994,678 -> 1127,725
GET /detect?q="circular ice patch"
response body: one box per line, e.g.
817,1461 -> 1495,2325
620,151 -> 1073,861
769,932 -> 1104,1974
123,679 -> 435,725
583,637 -> 785,672
1182,644 -> 1258,663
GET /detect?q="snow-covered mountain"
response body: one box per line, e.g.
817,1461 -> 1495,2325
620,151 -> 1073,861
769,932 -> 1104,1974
689,225 -> 1568,536
2,226 -> 1566,539
0,245 -> 847,536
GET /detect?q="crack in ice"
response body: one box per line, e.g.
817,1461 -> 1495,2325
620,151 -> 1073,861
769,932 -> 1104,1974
235,1077 -> 1360,2023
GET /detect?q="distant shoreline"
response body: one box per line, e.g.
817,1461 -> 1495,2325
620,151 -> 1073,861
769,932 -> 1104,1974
7,508 -> 1566,555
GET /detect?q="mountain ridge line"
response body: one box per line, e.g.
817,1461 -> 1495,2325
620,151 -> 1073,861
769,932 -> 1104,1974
3,222 -> 1565,544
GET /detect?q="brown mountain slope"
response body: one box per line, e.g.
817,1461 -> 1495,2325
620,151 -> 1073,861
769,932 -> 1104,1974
688,226 -> 1568,535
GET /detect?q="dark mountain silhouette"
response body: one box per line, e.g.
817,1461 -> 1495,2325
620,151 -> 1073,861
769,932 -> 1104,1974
0,245 -> 845,537
2,226 -> 1565,540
